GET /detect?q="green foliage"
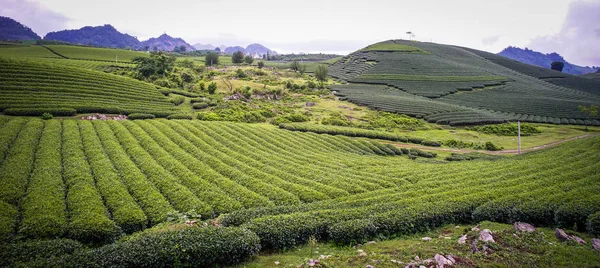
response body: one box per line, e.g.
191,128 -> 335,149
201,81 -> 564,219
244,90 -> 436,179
232,51 -> 244,64
4,107 -> 76,116
235,68 -> 247,78
132,51 -> 176,78
444,139 -> 474,148
168,95 -> 185,106
193,102 -> 209,109
0,239 -> 84,267
167,114 -> 193,120
40,112 -> 54,120
272,113 -> 310,125
472,123 -> 541,136
314,64 -> 329,84
474,141 -> 504,151
244,55 -> 254,64
205,52 -> 219,66
322,112 -> 351,126
207,82 -> 217,94
127,113 -> 156,120
257,61 -> 264,69
587,212 -> 600,236
328,219 -> 378,245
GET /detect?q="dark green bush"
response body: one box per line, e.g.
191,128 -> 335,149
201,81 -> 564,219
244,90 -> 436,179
77,227 -> 260,267
193,102 -> 210,109
0,239 -> 84,267
273,113 -> 310,125
328,219 -> 378,245
4,107 -> 77,116
586,212 -> 600,236
444,139 -> 473,149
421,140 -> 441,147
167,114 -> 193,120
169,95 -> 185,106
472,123 -> 541,136
127,113 -> 156,120
41,113 -> 54,120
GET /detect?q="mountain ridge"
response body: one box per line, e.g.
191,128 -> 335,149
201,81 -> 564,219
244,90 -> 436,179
0,16 -> 41,41
497,46 -> 599,75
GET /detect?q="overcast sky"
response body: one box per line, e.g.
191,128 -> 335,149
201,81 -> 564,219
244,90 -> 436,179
1,0 -> 598,66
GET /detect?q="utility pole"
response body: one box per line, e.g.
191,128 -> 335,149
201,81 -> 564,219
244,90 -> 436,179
517,121 -> 521,154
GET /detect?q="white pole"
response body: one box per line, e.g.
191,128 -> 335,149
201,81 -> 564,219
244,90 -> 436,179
517,121 -> 521,154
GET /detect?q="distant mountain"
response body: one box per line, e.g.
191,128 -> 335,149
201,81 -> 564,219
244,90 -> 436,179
141,34 -> 195,52
245,43 -> 276,56
0,16 -> 41,41
193,43 -> 215,50
44,24 -> 140,49
224,46 -> 246,54
498,46 -> 599,75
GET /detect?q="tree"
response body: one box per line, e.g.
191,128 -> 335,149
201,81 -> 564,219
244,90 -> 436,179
244,55 -> 254,64
132,51 -> 176,78
207,82 -> 217,94
257,61 -> 264,69
298,64 -> 306,75
215,47 -> 221,53
315,65 -> 329,85
205,52 -> 219,67
290,60 -> 300,71
579,105 -> 599,130
232,51 -> 244,64
551,61 -> 565,72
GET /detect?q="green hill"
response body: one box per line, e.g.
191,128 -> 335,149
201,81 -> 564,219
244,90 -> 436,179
330,40 -> 600,126
0,57 -> 177,116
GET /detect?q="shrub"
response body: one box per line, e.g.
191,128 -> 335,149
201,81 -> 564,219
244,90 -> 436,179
444,139 -> 473,148
197,112 -> 221,121
272,113 -> 310,125
208,82 -> 217,94
4,107 -> 76,116
474,141 -> 503,151
0,239 -> 84,267
41,113 -> 54,120
169,95 -> 185,106
472,123 -> 541,136
77,227 -> 260,267
128,113 -> 156,120
421,140 -> 442,147
235,69 -> 247,78
587,212 -> 600,236
167,114 -> 193,120
193,102 -> 210,109
329,219 -> 378,245
257,61 -> 264,69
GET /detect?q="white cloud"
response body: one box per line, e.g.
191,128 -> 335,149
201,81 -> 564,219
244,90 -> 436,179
528,0 -> 600,66
0,0 -> 69,36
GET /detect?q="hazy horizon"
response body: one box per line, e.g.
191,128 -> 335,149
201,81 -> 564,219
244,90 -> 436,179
1,0 -> 598,66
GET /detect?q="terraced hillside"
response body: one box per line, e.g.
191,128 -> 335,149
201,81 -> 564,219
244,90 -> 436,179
330,40 -> 600,126
0,57 -> 178,116
0,117 -> 598,251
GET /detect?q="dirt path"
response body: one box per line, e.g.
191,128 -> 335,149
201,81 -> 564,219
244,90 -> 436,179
390,134 -> 600,155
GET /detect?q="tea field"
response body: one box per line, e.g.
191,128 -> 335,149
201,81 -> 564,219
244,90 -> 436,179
330,40 -> 600,125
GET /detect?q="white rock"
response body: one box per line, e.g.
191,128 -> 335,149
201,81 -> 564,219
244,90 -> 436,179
479,229 -> 495,243
422,237 -> 432,241
458,234 -> 468,244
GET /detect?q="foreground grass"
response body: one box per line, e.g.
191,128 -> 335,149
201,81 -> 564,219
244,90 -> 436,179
237,222 -> 600,267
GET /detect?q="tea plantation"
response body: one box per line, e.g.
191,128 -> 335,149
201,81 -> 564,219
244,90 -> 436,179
330,40 -> 600,125
0,117 -> 599,266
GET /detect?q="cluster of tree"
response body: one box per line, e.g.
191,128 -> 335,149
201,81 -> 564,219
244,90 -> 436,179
172,45 -> 188,53
132,52 -> 176,78
205,52 -> 220,67
231,51 -> 255,64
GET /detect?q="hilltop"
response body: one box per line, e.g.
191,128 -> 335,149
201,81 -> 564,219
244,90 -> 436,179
141,34 -> 195,52
329,40 -> 600,126
0,16 -> 41,41
44,24 -> 141,49
498,46 -> 599,75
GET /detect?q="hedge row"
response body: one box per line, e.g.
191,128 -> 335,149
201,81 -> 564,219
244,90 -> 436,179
279,123 -> 441,147
166,114 -> 193,120
78,121 -> 148,233
62,120 -> 120,242
127,113 -> 155,120
132,121 -> 243,214
1,227 -> 260,268
3,107 -> 76,116
18,120 -> 67,238
106,121 -> 209,214
92,121 -> 174,224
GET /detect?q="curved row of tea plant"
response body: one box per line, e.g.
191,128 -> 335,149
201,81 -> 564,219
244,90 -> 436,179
0,117 -> 400,242
0,57 -> 178,116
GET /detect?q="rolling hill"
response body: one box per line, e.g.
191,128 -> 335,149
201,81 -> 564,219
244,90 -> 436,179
330,40 -> 600,126
44,24 -> 140,49
0,16 -> 41,41
141,34 -> 195,52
